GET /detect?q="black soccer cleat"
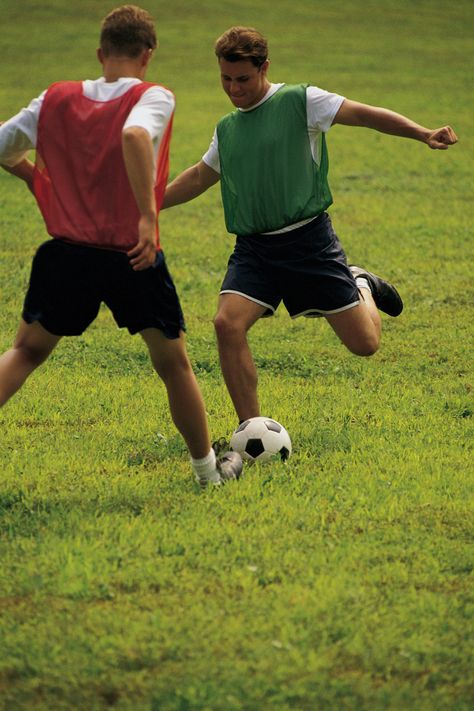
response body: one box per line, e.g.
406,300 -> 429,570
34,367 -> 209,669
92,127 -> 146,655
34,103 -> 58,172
349,265 -> 403,317
217,450 -> 243,481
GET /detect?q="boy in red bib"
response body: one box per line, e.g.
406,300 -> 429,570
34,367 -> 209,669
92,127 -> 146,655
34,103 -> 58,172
0,5 -> 239,487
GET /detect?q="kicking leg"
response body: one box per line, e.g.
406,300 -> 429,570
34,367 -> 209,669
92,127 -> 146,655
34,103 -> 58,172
327,265 -> 403,355
326,297 -> 381,356
0,320 -> 61,407
213,294 -> 266,421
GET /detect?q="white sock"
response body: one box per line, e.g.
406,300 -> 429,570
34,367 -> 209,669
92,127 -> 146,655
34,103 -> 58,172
356,277 -> 371,293
191,449 -> 217,479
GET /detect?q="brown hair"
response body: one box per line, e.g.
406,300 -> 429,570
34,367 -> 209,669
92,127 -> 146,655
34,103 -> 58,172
100,5 -> 157,58
214,26 -> 268,68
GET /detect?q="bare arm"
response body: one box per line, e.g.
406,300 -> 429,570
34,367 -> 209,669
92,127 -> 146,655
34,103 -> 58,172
162,160 -> 220,209
1,157 -> 35,191
122,125 -> 157,271
333,99 -> 458,149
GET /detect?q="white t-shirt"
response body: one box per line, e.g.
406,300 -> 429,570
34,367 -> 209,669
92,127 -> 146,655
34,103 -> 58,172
202,83 -> 344,173
201,83 -> 344,234
0,77 -> 175,168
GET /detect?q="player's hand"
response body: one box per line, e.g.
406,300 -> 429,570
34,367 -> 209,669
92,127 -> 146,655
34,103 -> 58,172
426,126 -> 458,150
127,213 -> 157,271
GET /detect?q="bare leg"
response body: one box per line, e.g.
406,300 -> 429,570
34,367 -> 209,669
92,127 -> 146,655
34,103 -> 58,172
0,320 -> 61,407
213,294 -> 266,421
140,328 -> 212,459
325,290 -> 381,355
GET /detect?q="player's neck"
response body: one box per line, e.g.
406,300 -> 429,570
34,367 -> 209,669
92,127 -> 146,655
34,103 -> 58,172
253,80 -> 272,106
102,57 -> 147,83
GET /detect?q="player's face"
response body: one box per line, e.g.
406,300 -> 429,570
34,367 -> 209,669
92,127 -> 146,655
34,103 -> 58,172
219,58 -> 270,109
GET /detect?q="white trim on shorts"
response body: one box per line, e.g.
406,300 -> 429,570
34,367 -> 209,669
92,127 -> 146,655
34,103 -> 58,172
292,299 -> 360,319
220,290 -> 360,319
220,289 -> 276,316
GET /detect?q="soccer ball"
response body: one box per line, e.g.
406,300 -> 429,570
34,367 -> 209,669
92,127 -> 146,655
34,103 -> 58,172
230,417 -> 292,463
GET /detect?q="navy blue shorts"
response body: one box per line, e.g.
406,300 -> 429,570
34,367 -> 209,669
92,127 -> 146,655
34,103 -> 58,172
23,239 -> 185,338
220,213 -> 360,318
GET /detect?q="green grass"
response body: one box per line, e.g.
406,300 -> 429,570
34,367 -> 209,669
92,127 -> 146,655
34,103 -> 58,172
1,0 -> 473,709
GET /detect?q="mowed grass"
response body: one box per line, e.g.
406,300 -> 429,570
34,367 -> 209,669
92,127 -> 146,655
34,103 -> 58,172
1,0 -> 473,709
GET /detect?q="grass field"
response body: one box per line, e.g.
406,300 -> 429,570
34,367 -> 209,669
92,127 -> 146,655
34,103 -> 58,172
1,0 -> 473,709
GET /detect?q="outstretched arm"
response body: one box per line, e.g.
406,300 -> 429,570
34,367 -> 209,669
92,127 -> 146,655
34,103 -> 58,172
162,160 -> 220,209
333,99 -> 457,149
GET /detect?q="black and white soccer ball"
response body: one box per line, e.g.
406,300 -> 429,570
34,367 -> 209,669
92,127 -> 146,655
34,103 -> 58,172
230,417 -> 292,463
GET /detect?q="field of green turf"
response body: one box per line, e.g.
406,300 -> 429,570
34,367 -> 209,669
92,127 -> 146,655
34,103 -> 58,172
1,0 -> 473,709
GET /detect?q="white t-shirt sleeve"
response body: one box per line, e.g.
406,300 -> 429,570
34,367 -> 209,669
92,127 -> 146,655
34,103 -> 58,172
0,91 -> 45,166
202,128 -> 220,173
306,86 -> 345,132
123,86 -> 175,143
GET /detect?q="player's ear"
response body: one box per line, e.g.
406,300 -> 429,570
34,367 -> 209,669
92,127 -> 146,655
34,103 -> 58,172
97,47 -> 104,65
261,59 -> 270,75
141,47 -> 155,67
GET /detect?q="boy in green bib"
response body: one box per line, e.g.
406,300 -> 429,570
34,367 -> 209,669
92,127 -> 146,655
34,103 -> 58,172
163,26 -> 457,424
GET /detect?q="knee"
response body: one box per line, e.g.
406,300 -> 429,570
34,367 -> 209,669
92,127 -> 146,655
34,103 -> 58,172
348,335 -> 380,357
153,350 -> 192,382
213,313 -> 243,342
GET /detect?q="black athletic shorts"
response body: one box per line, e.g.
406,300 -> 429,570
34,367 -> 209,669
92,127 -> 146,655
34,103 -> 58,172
220,212 -> 360,318
23,239 -> 185,338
